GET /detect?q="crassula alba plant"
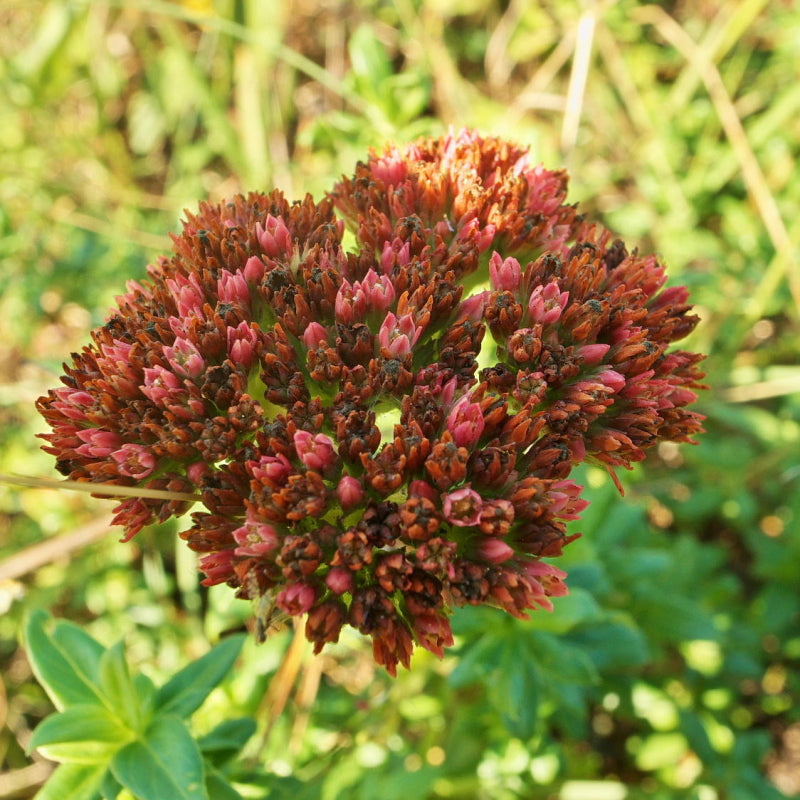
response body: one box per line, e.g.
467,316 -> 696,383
36,130 -> 704,675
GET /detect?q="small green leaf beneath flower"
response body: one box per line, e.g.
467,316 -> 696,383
111,715 -> 207,800
32,762 -> 107,800
25,610 -> 107,711
155,634 -> 245,719
29,704 -> 132,756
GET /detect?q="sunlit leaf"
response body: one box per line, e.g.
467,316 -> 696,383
25,611 -> 107,711
111,715 -> 206,800
155,634 -> 245,719
32,762 -> 107,800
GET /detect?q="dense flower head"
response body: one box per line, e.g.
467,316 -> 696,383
37,130 -> 705,674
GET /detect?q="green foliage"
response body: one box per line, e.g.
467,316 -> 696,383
24,611 -> 250,800
1,1 -> 798,798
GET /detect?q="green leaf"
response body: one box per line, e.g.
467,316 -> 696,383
33,762 -> 107,800
348,24 -> 392,90
98,642 -> 142,731
528,588 -> 603,634
448,634 -> 505,688
633,591 -> 719,643
99,770 -> 123,800
133,673 -> 158,721
490,642 -> 540,739
569,620 -> 650,671
155,634 -> 245,719
25,610 -> 107,711
527,630 -> 600,686
29,705 -> 132,758
111,715 -> 207,800
204,765 -> 246,800
679,710 -> 718,766
197,718 -> 256,761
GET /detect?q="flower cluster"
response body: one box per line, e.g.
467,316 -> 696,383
37,130 -> 704,674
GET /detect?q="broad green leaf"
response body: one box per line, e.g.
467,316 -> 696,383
527,630 -> 600,686
204,765 -> 246,800
99,770 -> 123,800
633,591 -> 719,643
528,588 -> 603,634
448,635 -> 505,688
29,705 -> 132,755
133,673 -> 158,721
155,634 -> 245,719
197,718 -> 256,760
568,620 -> 650,671
25,610 -> 107,711
111,715 -> 207,800
98,642 -> 142,732
33,762 -> 106,800
491,641 -> 539,739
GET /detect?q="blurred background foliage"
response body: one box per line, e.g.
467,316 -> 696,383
1,0 -> 798,797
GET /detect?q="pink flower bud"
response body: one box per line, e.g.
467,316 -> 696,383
52,388 -> 93,420
115,279 -> 154,311
325,566 -> 354,595
458,291 -> 489,323
668,387 -> 699,406
380,239 -> 411,273
446,396 -> 485,448
568,437 -> 586,462
378,312 -> 422,357
599,369 -> 626,394
166,274 -> 205,317
163,337 -> 205,379
408,480 -> 438,503
140,366 -> 182,404
528,282 -> 569,326
111,443 -> 156,479
489,252 -> 522,292
371,151 -> 408,186
579,343 -> 611,366
433,219 -> 455,238
243,255 -> 266,283
250,453 -> 292,486
199,550 -> 236,586
75,428 -> 122,458
358,269 -> 395,313
302,321 -> 328,349
479,538 -> 515,564
457,217 -> 495,252
218,269 -> 251,305
277,582 -> 316,615
293,430 -> 337,473
256,214 -> 292,258
336,475 -> 364,511
227,321 -> 259,367
523,561 -> 569,609
186,461 -> 210,484
650,284 -> 689,310
443,486 -> 483,527
335,279 -> 366,324
549,480 -> 588,520
102,339 -> 133,365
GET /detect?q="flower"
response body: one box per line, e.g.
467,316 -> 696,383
37,130 -> 705,675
